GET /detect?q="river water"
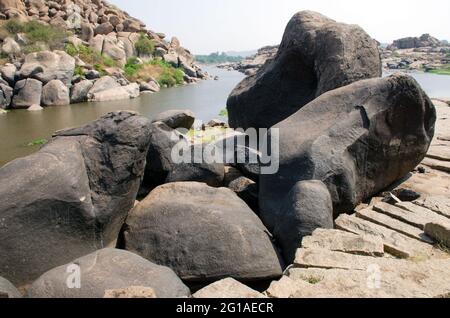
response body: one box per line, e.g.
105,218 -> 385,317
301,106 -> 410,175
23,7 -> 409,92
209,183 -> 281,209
0,68 -> 449,166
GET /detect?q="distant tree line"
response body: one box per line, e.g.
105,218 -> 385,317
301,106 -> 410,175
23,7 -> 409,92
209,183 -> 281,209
195,52 -> 244,64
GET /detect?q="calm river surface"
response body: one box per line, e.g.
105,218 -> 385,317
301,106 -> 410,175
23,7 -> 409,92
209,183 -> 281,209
0,68 -> 449,166
0,66 -> 244,166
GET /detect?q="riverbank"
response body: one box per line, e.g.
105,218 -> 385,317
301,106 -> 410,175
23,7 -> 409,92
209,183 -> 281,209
0,66 -> 244,166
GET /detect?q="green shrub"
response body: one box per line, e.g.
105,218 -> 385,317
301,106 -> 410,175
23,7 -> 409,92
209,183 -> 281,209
135,33 -> 155,56
74,65 -> 84,77
23,21 -> 68,50
5,19 -> 25,34
219,109 -> 228,118
158,67 -> 184,87
65,43 -> 78,57
27,138 -> 47,147
124,57 -> 142,77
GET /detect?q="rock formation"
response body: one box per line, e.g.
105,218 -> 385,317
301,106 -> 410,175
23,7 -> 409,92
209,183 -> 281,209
0,111 -> 152,286
227,11 -> 382,129
0,0 -> 206,109
123,182 -> 283,283
259,74 -> 435,231
27,248 -> 190,298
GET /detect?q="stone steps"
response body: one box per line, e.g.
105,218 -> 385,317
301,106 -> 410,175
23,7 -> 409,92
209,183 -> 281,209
262,99 -> 450,298
266,197 -> 450,298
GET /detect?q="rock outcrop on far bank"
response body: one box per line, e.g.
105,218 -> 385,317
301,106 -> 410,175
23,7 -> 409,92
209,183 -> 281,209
0,0 -> 207,110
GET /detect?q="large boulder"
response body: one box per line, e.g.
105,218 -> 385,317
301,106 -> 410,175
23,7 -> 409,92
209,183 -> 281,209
124,182 -> 283,283
41,79 -> 70,106
259,74 -> 436,231
18,51 -> 75,86
88,76 -> 120,97
27,249 -> 190,298
0,276 -> 21,298
227,11 -> 381,129
70,79 -> 94,104
273,180 -> 334,263
11,78 -> 42,109
152,109 -> 195,129
0,111 -> 152,286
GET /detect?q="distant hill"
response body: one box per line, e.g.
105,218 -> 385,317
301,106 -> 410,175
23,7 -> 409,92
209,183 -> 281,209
195,52 -> 245,64
224,50 -> 257,58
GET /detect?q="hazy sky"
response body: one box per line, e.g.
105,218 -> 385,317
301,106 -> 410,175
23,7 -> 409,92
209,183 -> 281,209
109,0 -> 450,54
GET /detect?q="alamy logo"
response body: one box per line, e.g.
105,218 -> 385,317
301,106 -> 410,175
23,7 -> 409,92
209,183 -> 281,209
170,126 -> 280,175
66,264 -> 81,289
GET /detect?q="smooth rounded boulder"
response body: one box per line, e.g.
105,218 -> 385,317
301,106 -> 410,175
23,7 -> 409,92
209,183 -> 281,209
259,74 -> 436,231
41,80 -> 70,106
151,109 -> 195,129
227,11 -> 382,129
0,276 -> 21,298
0,111 -> 152,286
124,182 -> 283,283
273,180 -> 334,263
27,249 -> 190,298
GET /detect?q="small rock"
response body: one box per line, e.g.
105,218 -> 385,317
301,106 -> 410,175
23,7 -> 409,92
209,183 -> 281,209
27,104 -> 43,111
425,223 -> 450,248
193,278 -> 266,298
152,109 -> 195,129
104,286 -> 157,298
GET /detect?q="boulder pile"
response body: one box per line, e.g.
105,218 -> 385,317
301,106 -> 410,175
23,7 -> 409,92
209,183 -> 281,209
0,0 -> 207,110
0,10 -> 445,298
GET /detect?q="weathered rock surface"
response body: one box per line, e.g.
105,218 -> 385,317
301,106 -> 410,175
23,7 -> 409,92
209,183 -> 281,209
259,74 -> 436,229
143,121 -> 189,187
0,276 -> 21,298
27,249 -> 190,298
193,278 -> 266,298
301,229 -> 384,256
124,182 -> 283,283
228,176 -> 259,212
0,111 -> 152,286
18,51 -> 75,86
70,79 -> 94,104
425,223 -> 450,248
335,214 -> 441,259
0,83 -> 13,109
227,10 -> 382,129
41,79 -> 70,106
104,286 -> 157,298
11,78 -> 42,108
273,180 -> 334,263
152,109 -> 195,129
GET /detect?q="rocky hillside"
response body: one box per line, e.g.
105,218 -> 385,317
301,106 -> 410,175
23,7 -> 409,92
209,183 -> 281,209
0,0 -> 207,110
387,33 -> 445,50
383,34 -> 450,74
221,33 -> 450,75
